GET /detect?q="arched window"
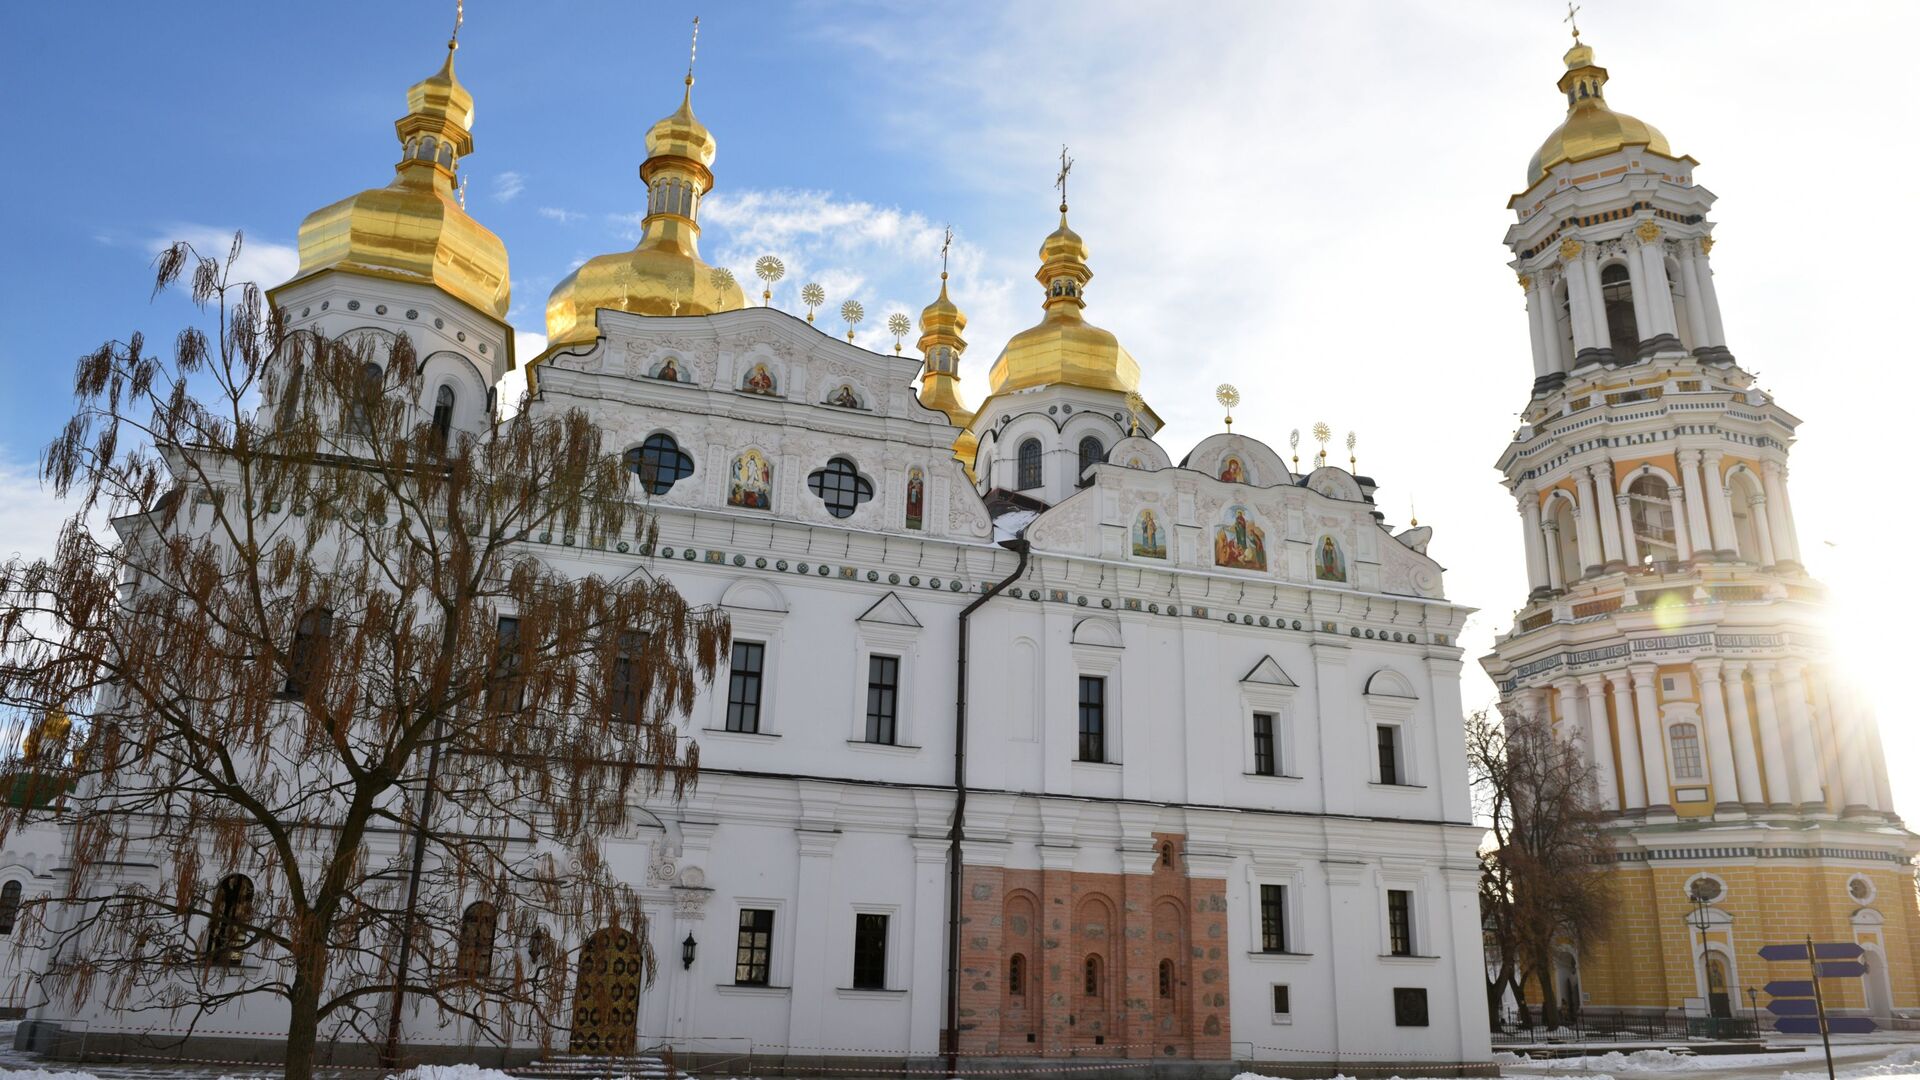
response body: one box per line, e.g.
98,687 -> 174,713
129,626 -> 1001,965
205,873 -> 255,966
807,457 -> 874,519
1669,722 -> 1704,780
283,608 -> 333,698
1159,842 -> 1174,868
527,926 -> 553,967
432,384 -> 456,443
1600,263 -> 1639,361
1627,475 -> 1677,564
1158,958 -> 1174,999
1083,953 -> 1104,997
1016,438 -> 1043,491
1549,497 -> 1582,581
1077,436 -> 1104,486
457,901 -> 498,980
0,880 -> 21,936
1008,953 -> 1026,996
348,362 -> 383,436
625,434 -> 694,495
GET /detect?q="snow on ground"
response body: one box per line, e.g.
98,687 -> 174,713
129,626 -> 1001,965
1784,1046 -> 1920,1079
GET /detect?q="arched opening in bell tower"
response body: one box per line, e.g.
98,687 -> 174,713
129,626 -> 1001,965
1553,278 -> 1576,368
1663,255 -> 1696,353
1549,497 -> 1581,582
1728,470 -> 1764,562
1600,263 -> 1639,361
1627,475 -> 1677,565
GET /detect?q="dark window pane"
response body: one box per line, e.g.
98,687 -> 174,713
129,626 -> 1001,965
807,457 -> 874,519
432,384 -> 455,443
1388,889 -> 1413,956
1394,986 -> 1429,1027
487,616 -> 523,714
865,654 -> 899,744
284,608 -> 333,697
1260,884 -> 1287,953
1017,439 -> 1042,490
1253,712 -> 1276,776
1009,953 -> 1025,996
734,908 -> 773,986
626,434 -> 695,495
1077,436 -> 1104,486
1077,676 -> 1105,763
205,873 -> 255,966
457,901 -> 497,980
1377,725 -> 1399,785
611,630 -> 651,722
1272,984 -> 1291,1016
0,880 -> 21,936
726,642 -> 765,733
853,913 -> 888,990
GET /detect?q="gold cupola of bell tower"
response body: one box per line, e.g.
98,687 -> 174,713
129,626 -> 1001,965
542,21 -> 746,353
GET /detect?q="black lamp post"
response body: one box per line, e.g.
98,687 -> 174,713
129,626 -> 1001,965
1689,895 -> 1715,1032
682,932 -> 697,970
1747,986 -> 1760,1037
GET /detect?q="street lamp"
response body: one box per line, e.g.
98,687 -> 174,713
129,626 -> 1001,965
682,932 -> 698,970
1689,893 -> 1716,1033
1746,986 -> 1760,1037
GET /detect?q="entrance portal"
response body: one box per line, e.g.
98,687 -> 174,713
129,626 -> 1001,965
570,927 -> 643,1055
1706,954 -> 1732,1020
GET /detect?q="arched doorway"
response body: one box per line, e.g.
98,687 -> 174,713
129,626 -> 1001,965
1705,954 -> 1732,1019
571,927 -> 643,1055
1863,946 -> 1894,1021
1556,949 -> 1582,1023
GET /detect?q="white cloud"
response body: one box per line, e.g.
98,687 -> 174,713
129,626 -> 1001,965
492,171 -> 526,203
0,453 -> 75,565
150,225 -> 300,292
539,207 -> 586,225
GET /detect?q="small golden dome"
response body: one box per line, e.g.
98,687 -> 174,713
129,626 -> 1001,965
917,271 -> 973,425
1525,41 -> 1676,189
986,207 -> 1141,396
286,44 -> 510,319
542,75 -> 743,350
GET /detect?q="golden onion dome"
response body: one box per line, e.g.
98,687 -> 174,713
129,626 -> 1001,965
543,74 -> 744,351
986,206 -> 1140,396
1525,41 -> 1676,189
284,44 -> 510,319
916,271 -> 975,471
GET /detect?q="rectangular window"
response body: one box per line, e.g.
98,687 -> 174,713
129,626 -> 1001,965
734,908 -> 773,986
726,641 -> 765,733
1387,889 -> 1414,956
1271,984 -> 1292,1020
610,630 -> 650,722
1078,676 -> 1107,763
865,654 -> 900,744
1394,986 -> 1430,1027
1259,884 -> 1288,953
487,616 -> 523,714
1377,724 -> 1401,785
852,912 -> 888,990
1252,712 -> 1277,776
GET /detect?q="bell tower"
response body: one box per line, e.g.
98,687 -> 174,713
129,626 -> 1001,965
1481,31 -> 1916,1025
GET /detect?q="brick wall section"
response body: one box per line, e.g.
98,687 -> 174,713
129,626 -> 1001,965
956,833 -> 1231,1059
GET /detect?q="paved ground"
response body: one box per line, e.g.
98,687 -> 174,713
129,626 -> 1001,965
1498,1033 -> 1920,1079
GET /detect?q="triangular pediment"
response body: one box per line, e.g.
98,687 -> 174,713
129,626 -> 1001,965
857,592 -> 921,628
1241,656 -> 1297,687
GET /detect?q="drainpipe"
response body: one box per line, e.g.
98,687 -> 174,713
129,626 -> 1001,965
944,538 -> 1030,1074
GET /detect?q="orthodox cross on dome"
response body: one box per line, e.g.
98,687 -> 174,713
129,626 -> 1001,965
1564,1 -> 1582,43
940,224 -> 953,276
687,16 -> 701,82
1055,144 -> 1074,212
450,0 -> 463,50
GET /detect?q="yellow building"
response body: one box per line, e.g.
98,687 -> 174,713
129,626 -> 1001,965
1480,32 -> 1918,1026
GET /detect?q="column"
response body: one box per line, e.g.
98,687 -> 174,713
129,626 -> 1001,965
1525,276 -> 1551,380
1693,659 -> 1742,813
1636,231 -> 1680,340
1827,678 -> 1879,818
1678,452 -> 1714,561
1561,250 -> 1601,360
1608,672 -> 1647,810
789,828 -> 841,1046
1542,519 -> 1566,591
1631,665 -> 1671,812
1615,492 -> 1642,569
1577,674 -> 1620,812
1696,247 -> 1728,346
1669,486 -> 1694,561
1701,450 -> 1738,557
1591,465 -> 1623,567
1583,251 -> 1609,358
1541,273 -> 1567,374
1775,467 -> 1803,562
1551,677 -> 1583,745
1748,662 -> 1793,811
1519,497 -> 1549,594
1778,661 -> 1827,812
1678,245 -> 1711,350
1748,492 -> 1778,567
1720,662 -> 1765,812
1573,473 -> 1604,575
1760,463 -> 1796,563
1623,242 -> 1654,346
909,837 -> 950,1052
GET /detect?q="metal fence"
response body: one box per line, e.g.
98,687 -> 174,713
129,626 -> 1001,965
1493,1007 -> 1759,1045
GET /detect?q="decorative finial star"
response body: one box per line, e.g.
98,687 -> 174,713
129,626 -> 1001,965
1564,1 -> 1582,43
1055,144 -> 1074,213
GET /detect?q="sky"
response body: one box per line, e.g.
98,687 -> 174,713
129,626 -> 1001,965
1,2 -> 1914,814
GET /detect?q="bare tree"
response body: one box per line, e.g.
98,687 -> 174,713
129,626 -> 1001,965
0,235 -> 728,1079
1468,707 -> 1614,1032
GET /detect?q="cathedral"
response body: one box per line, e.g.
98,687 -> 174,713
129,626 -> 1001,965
11,22 -> 1494,1077
1479,33 -> 1918,1025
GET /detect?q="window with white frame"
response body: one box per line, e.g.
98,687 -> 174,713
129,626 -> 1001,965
1376,723 -> 1405,785
1247,865 -> 1306,957
1364,670 -> 1419,786
1387,888 -> 1416,956
1271,983 -> 1292,1023
851,600 -> 921,746
1240,658 -> 1297,778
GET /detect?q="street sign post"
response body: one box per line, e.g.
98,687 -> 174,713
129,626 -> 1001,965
1815,961 -> 1868,979
1758,937 -> 1878,1080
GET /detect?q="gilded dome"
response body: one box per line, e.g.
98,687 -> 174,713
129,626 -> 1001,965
286,46 -> 510,319
543,76 -> 744,350
986,208 -> 1140,396
1525,42 -> 1676,189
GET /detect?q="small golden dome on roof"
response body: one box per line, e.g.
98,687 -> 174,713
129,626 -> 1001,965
986,205 -> 1140,397
283,42 -> 510,320
1525,40 -> 1677,189
917,271 -> 972,424
542,69 -> 744,351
